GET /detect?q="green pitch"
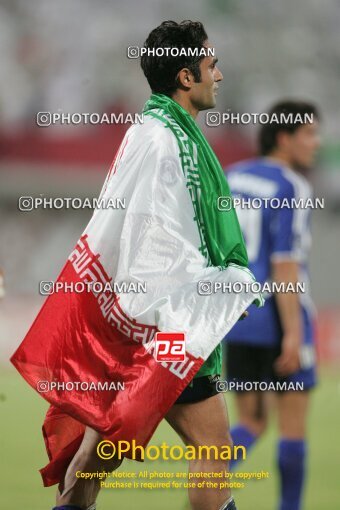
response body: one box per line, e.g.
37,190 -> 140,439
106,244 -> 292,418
0,368 -> 339,510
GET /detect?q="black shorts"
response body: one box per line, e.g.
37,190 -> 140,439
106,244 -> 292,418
226,342 -> 280,385
225,342 -> 316,391
175,374 -> 221,404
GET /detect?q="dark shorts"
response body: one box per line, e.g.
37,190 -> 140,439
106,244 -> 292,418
175,374 -> 221,404
225,342 -> 317,391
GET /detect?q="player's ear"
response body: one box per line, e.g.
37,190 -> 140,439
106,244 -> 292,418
176,68 -> 194,90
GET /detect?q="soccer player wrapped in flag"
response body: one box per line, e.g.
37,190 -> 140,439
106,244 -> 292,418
11,21 -> 264,510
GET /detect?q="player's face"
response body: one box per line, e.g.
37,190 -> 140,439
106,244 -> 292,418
190,41 -> 223,111
288,121 -> 320,169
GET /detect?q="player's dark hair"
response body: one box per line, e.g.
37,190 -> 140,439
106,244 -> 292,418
259,101 -> 319,155
141,20 -> 208,96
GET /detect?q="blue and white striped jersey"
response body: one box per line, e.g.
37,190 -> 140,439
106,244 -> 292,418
226,158 -> 315,348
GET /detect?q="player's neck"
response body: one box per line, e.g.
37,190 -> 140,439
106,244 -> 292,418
171,91 -> 199,119
265,151 -> 293,168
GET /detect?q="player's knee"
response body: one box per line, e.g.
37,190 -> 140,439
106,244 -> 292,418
180,429 -> 233,454
208,431 -> 233,451
241,415 -> 267,437
200,433 -> 234,453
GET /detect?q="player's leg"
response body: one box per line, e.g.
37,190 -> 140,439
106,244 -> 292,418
225,343 -> 271,469
276,390 -> 310,510
275,336 -> 317,510
233,390 -> 268,436
230,390 -> 269,470
55,426 -> 123,509
166,390 -> 236,510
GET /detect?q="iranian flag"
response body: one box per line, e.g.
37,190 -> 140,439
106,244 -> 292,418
11,113 -> 262,487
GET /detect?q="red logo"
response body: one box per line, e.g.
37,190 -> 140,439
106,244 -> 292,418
155,332 -> 186,362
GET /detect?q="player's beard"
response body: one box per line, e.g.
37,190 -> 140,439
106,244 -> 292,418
198,90 -> 217,111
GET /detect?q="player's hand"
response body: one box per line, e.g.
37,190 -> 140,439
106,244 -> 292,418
274,334 -> 301,376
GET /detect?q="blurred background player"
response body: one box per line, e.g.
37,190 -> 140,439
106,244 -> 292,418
224,101 -> 321,510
